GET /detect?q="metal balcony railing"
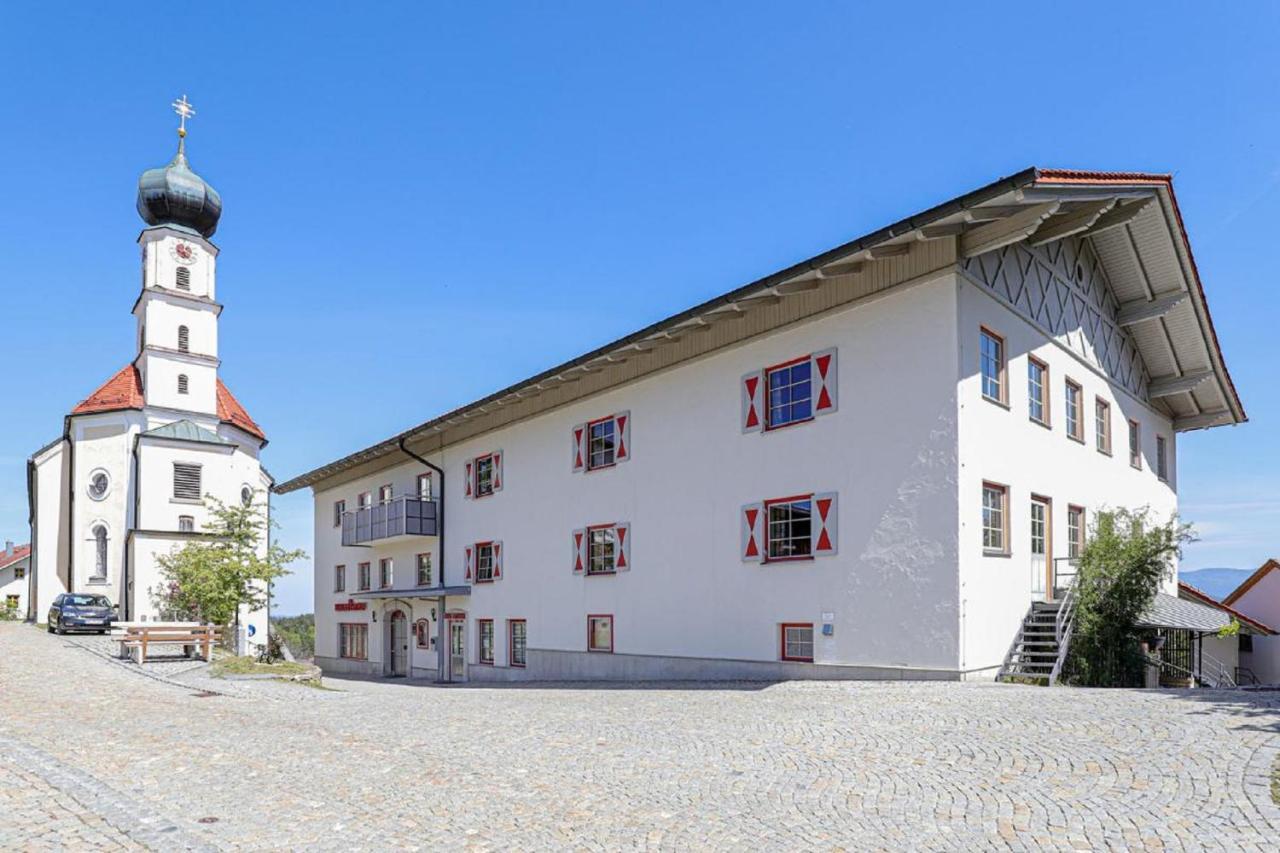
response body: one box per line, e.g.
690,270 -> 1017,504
342,496 -> 438,547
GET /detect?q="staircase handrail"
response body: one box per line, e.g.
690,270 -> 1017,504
1049,582 -> 1077,685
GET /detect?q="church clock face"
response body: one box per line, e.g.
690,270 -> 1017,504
170,241 -> 198,264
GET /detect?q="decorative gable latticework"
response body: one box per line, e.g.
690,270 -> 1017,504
960,235 -> 1149,399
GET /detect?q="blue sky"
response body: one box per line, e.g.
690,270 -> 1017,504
1,3 -> 1277,615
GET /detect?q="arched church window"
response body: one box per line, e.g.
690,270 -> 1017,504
178,516 -> 195,533
177,374 -> 189,395
92,525 -> 108,580
177,325 -> 190,353
176,267 -> 191,291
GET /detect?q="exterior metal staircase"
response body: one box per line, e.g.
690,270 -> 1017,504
997,584 -> 1077,685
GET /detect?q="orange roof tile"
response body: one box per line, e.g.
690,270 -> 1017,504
0,543 -> 31,571
69,364 -> 265,442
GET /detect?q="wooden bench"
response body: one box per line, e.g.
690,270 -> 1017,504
117,625 -> 221,664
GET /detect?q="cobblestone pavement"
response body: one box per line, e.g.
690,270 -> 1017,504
2,623 -> 1278,850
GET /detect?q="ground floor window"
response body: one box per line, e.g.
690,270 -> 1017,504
5,595 -> 19,611
415,619 -> 431,648
509,619 -> 527,667
781,623 -> 814,662
478,619 -> 495,664
982,482 -> 1008,554
339,623 -> 368,660
588,614 -> 613,653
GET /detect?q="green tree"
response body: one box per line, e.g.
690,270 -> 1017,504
152,497 -> 306,638
1065,507 -> 1194,687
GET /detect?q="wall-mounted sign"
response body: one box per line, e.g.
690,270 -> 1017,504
335,599 -> 367,612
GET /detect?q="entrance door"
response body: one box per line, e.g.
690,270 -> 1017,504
449,621 -> 465,681
389,611 -> 408,677
1030,497 -> 1050,599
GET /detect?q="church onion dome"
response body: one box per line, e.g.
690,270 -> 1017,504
136,133 -> 222,238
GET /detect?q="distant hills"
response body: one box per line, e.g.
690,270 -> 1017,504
1179,567 -> 1253,600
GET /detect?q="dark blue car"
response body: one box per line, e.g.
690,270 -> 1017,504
47,593 -> 116,634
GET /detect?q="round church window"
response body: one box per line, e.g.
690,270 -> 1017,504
87,469 -> 110,501
241,486 -> 254,507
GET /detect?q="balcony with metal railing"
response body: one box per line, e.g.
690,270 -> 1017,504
341,496 -> 438,547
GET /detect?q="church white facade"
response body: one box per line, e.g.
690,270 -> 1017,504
278,168 -> 1245,682
27,115 -> 271,647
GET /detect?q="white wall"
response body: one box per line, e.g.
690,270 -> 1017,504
313,273 -> 962,676
141,230 -> 217,299
956,278 -> 1179,676
1232,570 -> 1280,685
31,441 -> 68,619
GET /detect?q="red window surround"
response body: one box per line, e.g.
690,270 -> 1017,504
763,493 -> 815,563
780,623 -> 814,662
763,355 -> 814,432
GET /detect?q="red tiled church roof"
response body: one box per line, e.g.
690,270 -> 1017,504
70,365 -> 265,441
0,543 -> 31,571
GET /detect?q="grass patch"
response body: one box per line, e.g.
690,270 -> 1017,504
1272,755 -> 1279,806
210,656 -> 310,677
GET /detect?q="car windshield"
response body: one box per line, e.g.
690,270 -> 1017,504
64,595 -> 111,608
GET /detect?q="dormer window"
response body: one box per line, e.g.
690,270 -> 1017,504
177,325 -> 190,353
175,266 -> 191,291
177,374 -> 189,395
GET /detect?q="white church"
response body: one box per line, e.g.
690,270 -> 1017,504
26,100 -> 271,647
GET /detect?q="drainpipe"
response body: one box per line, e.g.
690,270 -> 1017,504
397,438 -> 448,681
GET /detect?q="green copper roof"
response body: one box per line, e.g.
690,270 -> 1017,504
141,419 -> 230,445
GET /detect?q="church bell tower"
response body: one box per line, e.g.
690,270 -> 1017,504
133,95 -> 223,419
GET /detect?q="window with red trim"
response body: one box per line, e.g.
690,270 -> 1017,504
587,417 -> 616,469
474,542 -> 495,583
378,484 -> 393,504
766,357 -> 813,429
588,526 -> 616,574
415,619 -> 430,649
780,623 -> 814,662
474,454 -> 495,497
766,496 -> 813,560
588,614 -> 613,653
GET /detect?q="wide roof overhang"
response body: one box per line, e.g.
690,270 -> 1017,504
276,167 -> 1245,494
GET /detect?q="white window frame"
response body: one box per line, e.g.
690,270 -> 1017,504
587,526 -> 616,575
415,552 -> 432,587
979,327 -> 1007,405
1027,356 -> 1049,426
982,482 -> 1008,555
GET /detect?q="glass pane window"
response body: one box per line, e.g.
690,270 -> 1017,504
475,543 -> 495,582
379,558 -> 393,588
588,419 -> 616,469
358,562 -> 371,591
766,360 -> 812,428
334,564 -> 346,593
333,500 -> 345,528
1128,420 -> 1141,468
417,474 -> 432,500
1095,399 -> 1111,453
510,620 -> 527,667
1065,381 -> 1082,439
475,455 -> 494,496
416,553 -> 432,586
782,624 -> 814,662
478,620 -> 494,664
378,485 -> 393,504
1030,502 -> 1046,556
178,515 -> 194,533
980,330 -> 1004,402
767,499 -> 812,560
982,484 -> 1006,552
1156,436 -> 1168,481
588,615 -> 613,652
588,527 -> 616,574
1067,508 -> 1084,560
92,526 -> 108,579
340,624 -> 367,660
1028,359 -> 1048,424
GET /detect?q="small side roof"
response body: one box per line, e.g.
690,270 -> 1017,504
1178,581 -> 1275,635
1141,587 -> 1275,635
0,544 -> 31,571
141,419 -> 231,446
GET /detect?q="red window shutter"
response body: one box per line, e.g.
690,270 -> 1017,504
741,370 -> 765,432
614,411 -> 630,462
465,545 -> 474,581
492,540 -> 503,579
741,502 -> 764,562
492,450 -> 503,492
572,528 -> 586,574
464,460 -> 474,499
812,492 -> 838,556
811,348 -> 838,416
572,423 -> 587,472
615,522 -> 630,571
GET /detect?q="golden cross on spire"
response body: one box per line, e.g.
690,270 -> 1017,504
171,94 -> 196,138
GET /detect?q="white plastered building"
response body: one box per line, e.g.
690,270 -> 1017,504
26,124 -> 271,647
277,168 -> 1245,682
